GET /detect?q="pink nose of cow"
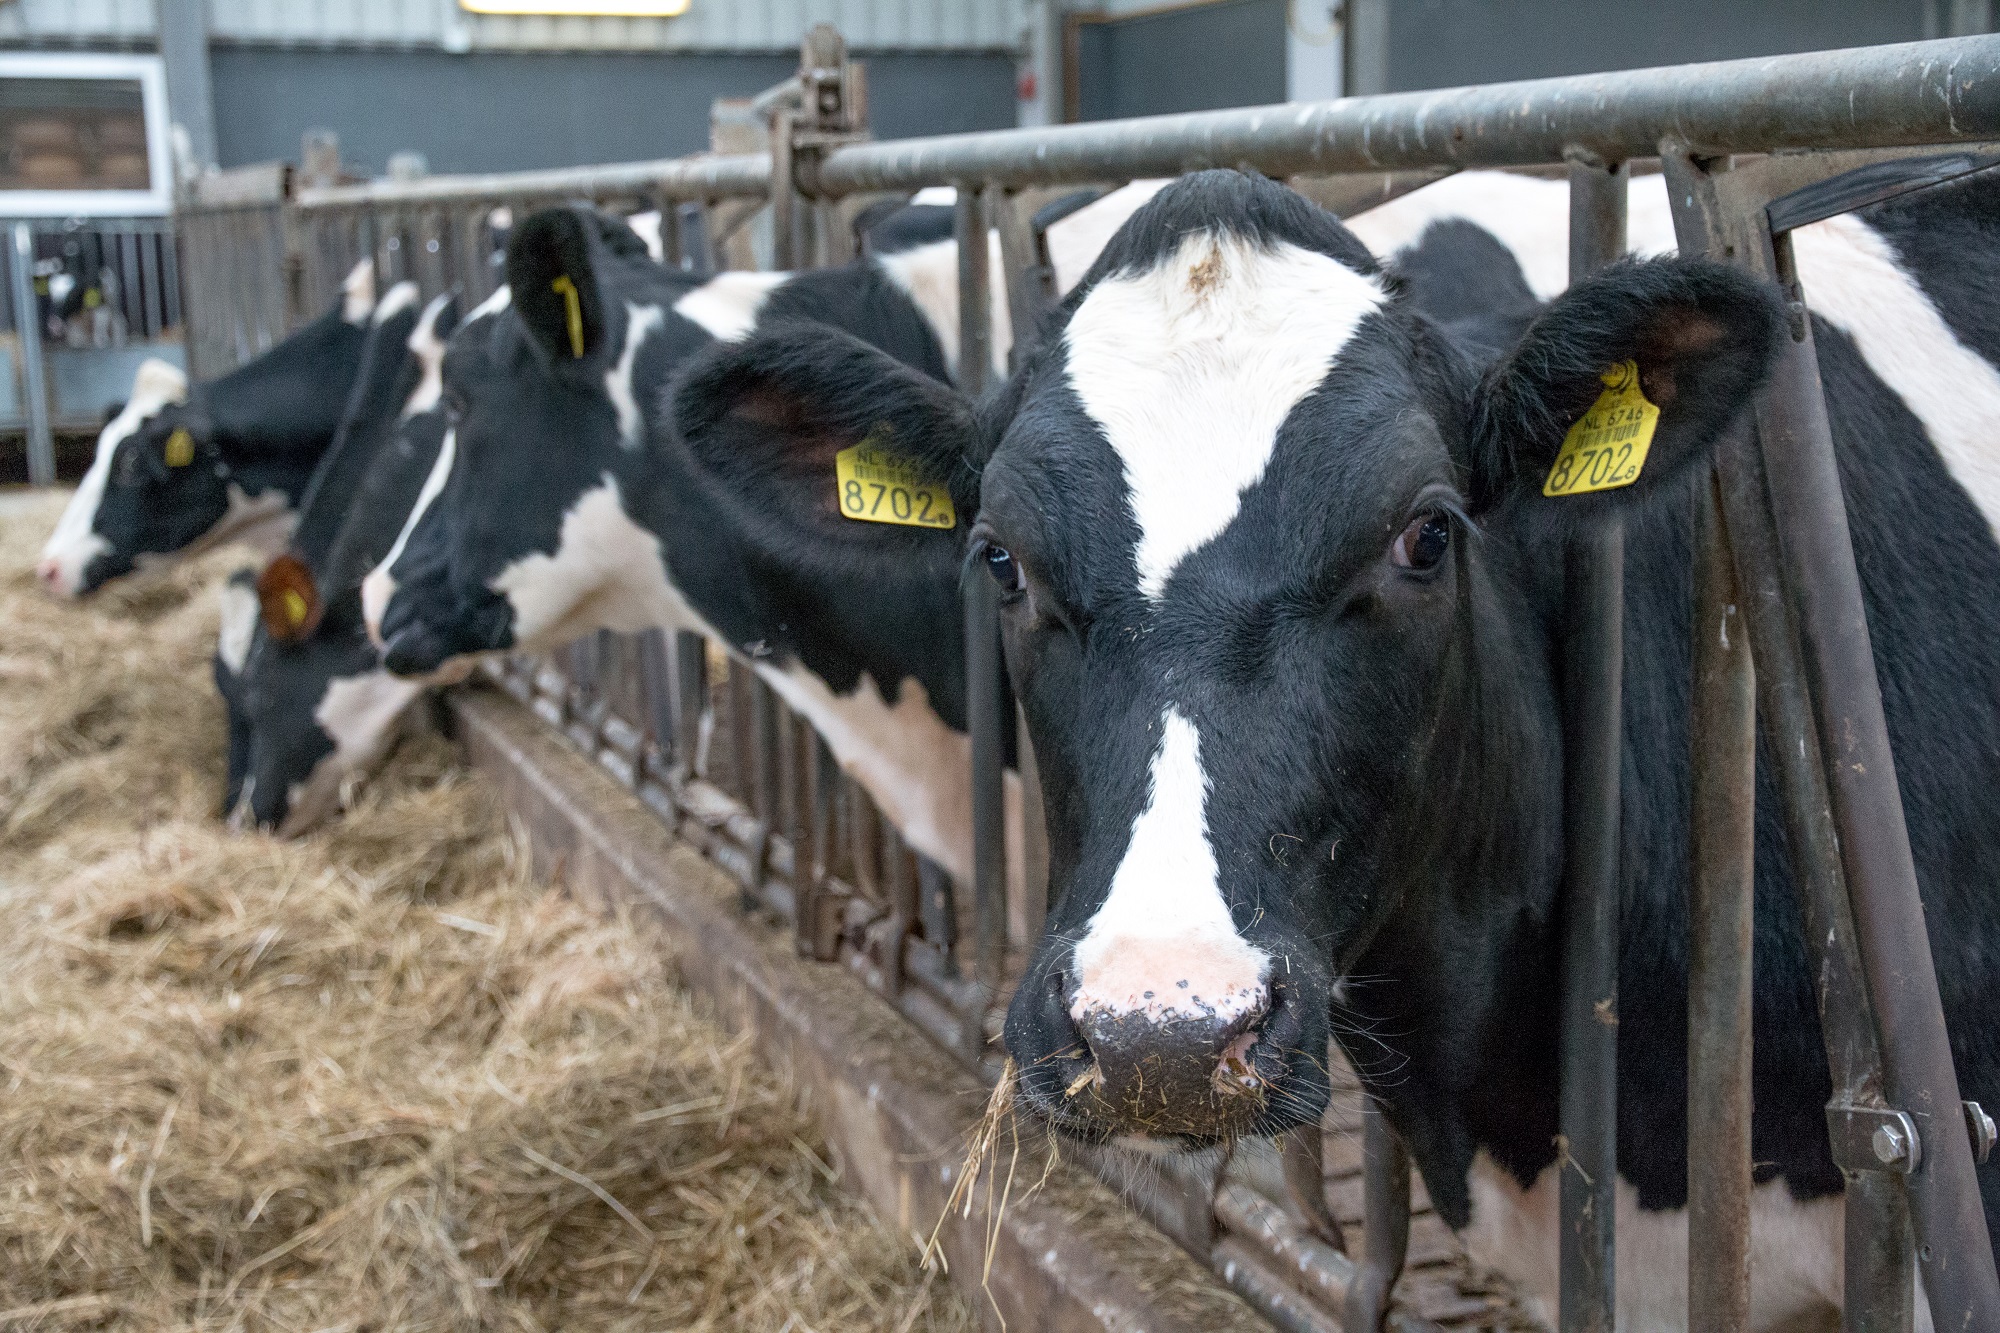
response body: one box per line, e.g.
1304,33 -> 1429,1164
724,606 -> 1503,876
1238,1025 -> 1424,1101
35,558 -> 64,595
1064,982 -> 1275,1139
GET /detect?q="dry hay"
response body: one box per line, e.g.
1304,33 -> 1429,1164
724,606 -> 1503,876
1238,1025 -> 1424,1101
0,492 -> 973,1332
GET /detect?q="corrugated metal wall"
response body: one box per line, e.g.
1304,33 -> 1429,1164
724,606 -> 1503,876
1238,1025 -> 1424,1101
0,0 -> 1026,52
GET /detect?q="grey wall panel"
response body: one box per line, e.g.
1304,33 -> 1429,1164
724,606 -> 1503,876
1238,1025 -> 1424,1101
1377,0 -> 1937,93
209,47 -> 1016,176
1075,0 -> 1285,123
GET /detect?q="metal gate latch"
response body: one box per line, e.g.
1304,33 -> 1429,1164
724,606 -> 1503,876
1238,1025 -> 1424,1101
1967,1101 -> 1997,1165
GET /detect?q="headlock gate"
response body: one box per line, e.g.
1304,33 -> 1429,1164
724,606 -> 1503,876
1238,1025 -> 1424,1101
174,27 -> 2000,1333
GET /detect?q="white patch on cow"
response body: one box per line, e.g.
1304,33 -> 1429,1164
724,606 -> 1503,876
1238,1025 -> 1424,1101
1461,1152 -> 1885,1333
874,233 -> 1013,382
910,185 -> 957,207
467,284 -> 513,323
606,303 -> 664,446
172,481 -> 295,562
491,475 -> 716,648
400,293 -> 455,419
1791,212 -> 2000,546
1069,708 -> 1270,1026
278,670 -> 426,836
1045,178 -> 1170,296
1067,229 -> 1386,600
372,279 -> 420,325
341,259 -> 376,324
1343,170 -> 1676,299
753,663 -> 1031,938
671,270 -> 790,343
37,357 -> 188,598
625,209 -> 664,262
362,426 -> 455,643
216,576 -> 259,676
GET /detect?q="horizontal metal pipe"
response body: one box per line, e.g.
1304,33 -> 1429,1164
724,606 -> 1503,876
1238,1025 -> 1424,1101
811,36 -> 2000,194
294,151 -> 771,210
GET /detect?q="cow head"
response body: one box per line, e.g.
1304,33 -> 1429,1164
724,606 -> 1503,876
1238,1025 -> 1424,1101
365,207 -> 682,677
676,170 -> 1782,1147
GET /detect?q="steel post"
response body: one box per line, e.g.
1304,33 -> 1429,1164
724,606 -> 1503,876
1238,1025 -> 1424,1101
1686,463 -> 1757,1333
11,223 -> 53,487
1345,1111 -> 1411,1333
1557,156 -> 1626,1333
1757,232 -> 1999,1325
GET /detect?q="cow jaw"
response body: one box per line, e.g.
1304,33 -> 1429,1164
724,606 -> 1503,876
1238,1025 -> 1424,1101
37,359 -> 188,598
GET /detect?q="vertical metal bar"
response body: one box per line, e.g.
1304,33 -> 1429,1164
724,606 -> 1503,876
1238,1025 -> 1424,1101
955,185 -> 993,397
1687,463 -> 1757,1333
1557,155 -> 1626,1333
1759,231 -> 1999,1325
769,111 -> 797,271
1345,1109 -> 1411,1333
11,224 -> 53,487
965,556 -> 1008,1001
672,631 -> 708,779
992,188 -> 1051,373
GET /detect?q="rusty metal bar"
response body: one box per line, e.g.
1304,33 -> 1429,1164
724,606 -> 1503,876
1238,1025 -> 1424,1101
293,152 -> 770,211
1557,155 -> 1626,1333
1346,1111 -> 1411,1332
1686,463 -> 1757,1333
1758,227 -> 1998,1326
811,37 -> 2000,196
955,185 -> 993,397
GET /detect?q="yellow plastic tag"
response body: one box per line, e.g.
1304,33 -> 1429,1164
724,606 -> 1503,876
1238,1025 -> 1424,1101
281,588 -> 310,628
1543,360 -> 1659,497
834,437 -> 956,530
550,274 -> 585,359
164,427 -> 195,468
83,288 -> 102,309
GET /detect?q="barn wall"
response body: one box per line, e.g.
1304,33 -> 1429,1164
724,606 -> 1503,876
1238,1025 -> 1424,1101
207,46 -> 1017,175
1073,0 -> 1286,122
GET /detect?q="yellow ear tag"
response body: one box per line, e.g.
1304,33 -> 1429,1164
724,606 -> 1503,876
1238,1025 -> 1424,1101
834,434 -> 956,530
281,588 -> 310,628
164,427 -> 195,468
550,274 -> 585,359
1543,360 -> 1659,497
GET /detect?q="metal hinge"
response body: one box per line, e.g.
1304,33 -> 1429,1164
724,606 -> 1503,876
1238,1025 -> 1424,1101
1827,1100 -> 1998,1174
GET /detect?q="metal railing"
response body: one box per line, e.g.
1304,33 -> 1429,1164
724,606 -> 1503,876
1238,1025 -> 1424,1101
172,29 -> 2000,1333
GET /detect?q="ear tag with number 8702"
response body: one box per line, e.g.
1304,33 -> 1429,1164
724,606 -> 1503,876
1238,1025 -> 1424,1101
1543,359 -> 1659,497
834,435 -> 956,530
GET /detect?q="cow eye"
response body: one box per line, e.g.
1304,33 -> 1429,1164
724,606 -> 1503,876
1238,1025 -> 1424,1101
1391,509 -> 1450,571
982,542 -> 1027,597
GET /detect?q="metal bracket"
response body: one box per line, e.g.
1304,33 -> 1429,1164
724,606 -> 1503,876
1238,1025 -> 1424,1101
1828,1104 -> 1923,1174
1967,1101 -> 1997,1166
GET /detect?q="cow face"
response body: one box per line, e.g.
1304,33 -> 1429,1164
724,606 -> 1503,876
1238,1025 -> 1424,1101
680,171 -> 1781,1148
366,208 -> 689,677
37,358 -> 191,596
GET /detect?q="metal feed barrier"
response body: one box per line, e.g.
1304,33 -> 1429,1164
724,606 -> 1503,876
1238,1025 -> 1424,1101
173,28 -> 2000,1333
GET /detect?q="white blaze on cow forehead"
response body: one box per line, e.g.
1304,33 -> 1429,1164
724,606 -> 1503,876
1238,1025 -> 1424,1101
491,475 -> 716,649
607,302 -> 664,446
372,279 -> 421,325
1066,229 -> 1388,601
1070,708 -> 1271,1026
625,209 -> 664,262
467,284 -> 513,323
874,233 -> 1013,381
280,669 -> 426,836
400,292 -> 455,419
341,259 -> 376,324
37,356 -> 188,597
362,425 -> 455,640
672,270 -> 790,343
1793,212 -> 2000,547
216,576 -> 260,677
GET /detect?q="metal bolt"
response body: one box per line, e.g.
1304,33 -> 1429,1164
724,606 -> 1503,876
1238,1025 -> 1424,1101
1873,1121 -> 1915,1168
1967,1101 -> 1997,1165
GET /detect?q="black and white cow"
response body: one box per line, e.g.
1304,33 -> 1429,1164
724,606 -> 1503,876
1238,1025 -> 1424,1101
669,167 -> 2000,1330
359,201 -> 1036,910
36,260 -> 383,598
229,292 -> 460,833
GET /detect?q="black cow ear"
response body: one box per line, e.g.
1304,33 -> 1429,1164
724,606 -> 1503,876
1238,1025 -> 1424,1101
1467,256 -> 1783,515
507,208 -> 606,365
671,320 -> 980,555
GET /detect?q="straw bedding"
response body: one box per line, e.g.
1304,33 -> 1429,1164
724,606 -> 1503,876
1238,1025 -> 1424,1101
0,493 -> 972,1332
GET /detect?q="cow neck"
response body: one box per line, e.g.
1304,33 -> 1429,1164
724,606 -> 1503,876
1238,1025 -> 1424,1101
287,311 -> 425,571
203,303 -> 370,482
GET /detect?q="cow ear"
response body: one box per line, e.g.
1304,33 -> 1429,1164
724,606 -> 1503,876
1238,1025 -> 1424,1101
257,553 -> 324,642
507,208 -> 607,365
671,320 -> 980,556
1467,257 -> 1782,515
